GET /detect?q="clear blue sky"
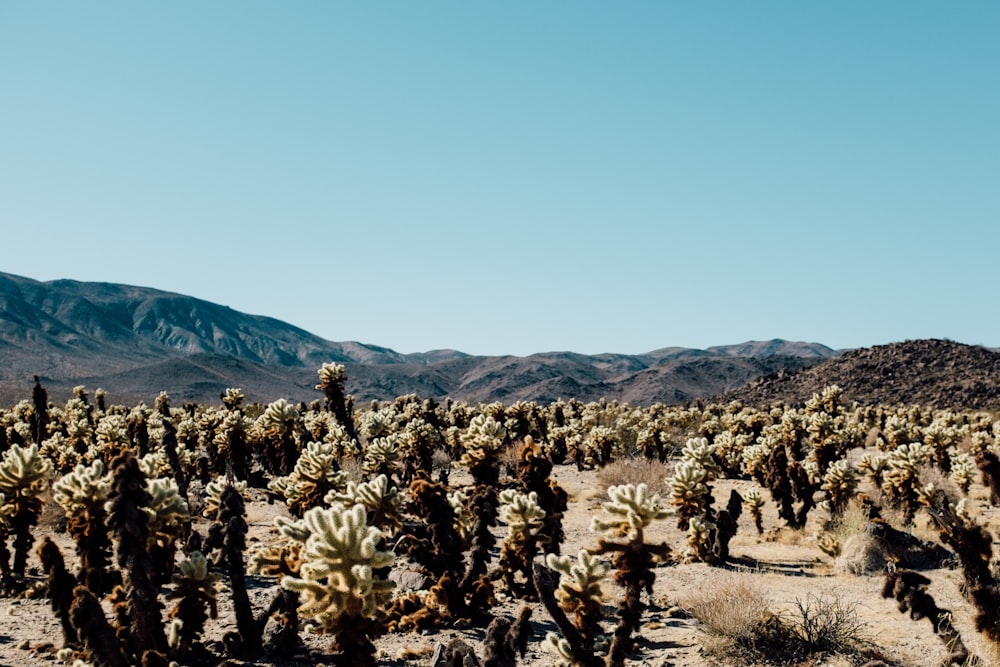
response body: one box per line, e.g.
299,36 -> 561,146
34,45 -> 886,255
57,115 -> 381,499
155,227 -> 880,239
1,3 -> 997,356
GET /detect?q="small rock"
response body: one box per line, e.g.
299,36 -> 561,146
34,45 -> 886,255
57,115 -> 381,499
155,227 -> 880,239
390,568 -> 429,591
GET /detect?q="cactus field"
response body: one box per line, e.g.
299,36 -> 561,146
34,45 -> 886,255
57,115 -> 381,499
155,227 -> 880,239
0,371 -> 998,666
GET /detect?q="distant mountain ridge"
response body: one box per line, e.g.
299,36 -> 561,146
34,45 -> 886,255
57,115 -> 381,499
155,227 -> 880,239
0,270 -> 838,406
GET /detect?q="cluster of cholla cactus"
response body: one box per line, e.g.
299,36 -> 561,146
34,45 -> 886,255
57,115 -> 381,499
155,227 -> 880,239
5,372 -> 1000,667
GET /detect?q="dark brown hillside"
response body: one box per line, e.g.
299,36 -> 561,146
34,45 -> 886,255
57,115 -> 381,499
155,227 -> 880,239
721,339 -> 1000,410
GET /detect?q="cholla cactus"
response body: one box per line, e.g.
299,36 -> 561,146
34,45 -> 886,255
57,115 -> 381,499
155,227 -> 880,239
324,422 -> 361,460
461,414 -> 507,475
270,441 -> 349,517
817,532 -> 842,558
589,483 -> 672,667
361,436 -> 402,479
52,460 -> 114,593
220,387 -> 246,410
53,460 -> 111,521
742,438 -> 777,479
545,549 -> 607,646
591,483 -> 672,541
685,514 -> 716,562
315,363 -> 360,445
585,426 -> 617,467
679,437 -> 722,478
166,550 -> 221,655
857,452 -> 890,487
256,398 -> 302,475
820,460 -> 858,514
144,476 -> 190,586
950,451 -> 977,495
713,431 -> 751,475
543,633 -> 585,667
145,478 -> 189,537
447,489 -> 476,541
325,474 -> 403,535
138,449 -> 171,479
743,488 -> 766,535
669,460 -> 711,530
281,503 -> 395,667
203,477 -> 248,519
0,442 -> 55,580
883,442 -> 933,521
361,408 -> 396,442
497,489 -> 547,598
94,414 -> 131,460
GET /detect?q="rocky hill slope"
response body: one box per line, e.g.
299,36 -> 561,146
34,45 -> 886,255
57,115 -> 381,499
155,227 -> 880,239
0,272 -> 836,406
720,339 -> 1000,410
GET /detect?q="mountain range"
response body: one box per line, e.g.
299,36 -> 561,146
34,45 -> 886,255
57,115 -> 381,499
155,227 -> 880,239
2,271 -> 997,410
0,271 -> 843,407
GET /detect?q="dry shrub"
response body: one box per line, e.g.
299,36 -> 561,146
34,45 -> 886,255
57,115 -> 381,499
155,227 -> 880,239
431,448 -> 452,472
338,455 -> 364,484
792,593 -> 868,654
596,457 -> 672,497
497,443 -> 520,479
36,489 -> 67,533
683,574 -> 884,666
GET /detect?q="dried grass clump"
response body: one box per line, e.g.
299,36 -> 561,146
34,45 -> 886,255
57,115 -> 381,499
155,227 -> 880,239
681,572 -> 770,642
596,458 -> 671,497
837,530 -> 889,576
832,502 -> 888,575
